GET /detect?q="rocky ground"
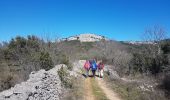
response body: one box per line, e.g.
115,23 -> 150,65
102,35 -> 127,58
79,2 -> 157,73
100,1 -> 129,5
0,64 -> 67,100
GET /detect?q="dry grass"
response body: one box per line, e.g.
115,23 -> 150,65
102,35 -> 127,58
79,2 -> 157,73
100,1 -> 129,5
104,73 -> 168,100
91,78 -> 109,100
62,77 -> 84,100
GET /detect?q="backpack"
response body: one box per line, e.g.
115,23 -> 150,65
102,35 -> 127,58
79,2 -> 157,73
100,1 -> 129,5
98,63 -> 104,70
84,61 -> 90,70
91,60 -> 97,70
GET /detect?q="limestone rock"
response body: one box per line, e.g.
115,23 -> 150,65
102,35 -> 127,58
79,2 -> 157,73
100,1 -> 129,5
0,64 -> 66,100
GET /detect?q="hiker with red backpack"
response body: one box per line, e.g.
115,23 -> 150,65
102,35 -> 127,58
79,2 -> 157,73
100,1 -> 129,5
84,60 -> 90,77
98,60 -> 104,78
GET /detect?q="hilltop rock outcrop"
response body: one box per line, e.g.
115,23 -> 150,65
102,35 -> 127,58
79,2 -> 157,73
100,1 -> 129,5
62,33 -> 108,42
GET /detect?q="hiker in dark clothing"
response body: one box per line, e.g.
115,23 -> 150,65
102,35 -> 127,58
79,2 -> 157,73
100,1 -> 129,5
90,59 -> 97,77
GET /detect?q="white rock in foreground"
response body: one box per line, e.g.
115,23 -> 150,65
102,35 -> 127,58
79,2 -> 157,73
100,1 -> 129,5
0,64 -> 66,100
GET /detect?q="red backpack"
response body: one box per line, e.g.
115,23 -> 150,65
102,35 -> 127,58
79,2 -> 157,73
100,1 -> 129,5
98,63 -> 104,70
84,61 -> 90,70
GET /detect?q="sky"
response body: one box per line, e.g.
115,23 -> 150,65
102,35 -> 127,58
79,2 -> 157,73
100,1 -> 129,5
0,0 -> 170,42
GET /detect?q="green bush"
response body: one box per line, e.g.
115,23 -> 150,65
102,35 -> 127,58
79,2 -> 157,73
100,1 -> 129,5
8,36 -> 27,50
161,39 -> 170,54
60,54 -> 73,70
57,66 -> 73,88
131,52 -> 168,75
27,35 -> 40,51
3,48 -> 19,60
39,51 -> 54,70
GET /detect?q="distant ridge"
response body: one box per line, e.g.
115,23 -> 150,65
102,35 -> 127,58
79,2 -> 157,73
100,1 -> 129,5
122,41 -> 156,45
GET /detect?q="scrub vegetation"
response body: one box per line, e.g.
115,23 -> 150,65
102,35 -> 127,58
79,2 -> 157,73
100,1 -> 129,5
0,26 -> 170,99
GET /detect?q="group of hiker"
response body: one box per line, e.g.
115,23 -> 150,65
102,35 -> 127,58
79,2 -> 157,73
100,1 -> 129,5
84,59 -> 104,78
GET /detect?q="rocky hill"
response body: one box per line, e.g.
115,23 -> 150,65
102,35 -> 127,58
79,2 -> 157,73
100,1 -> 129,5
61,33 -> 108,42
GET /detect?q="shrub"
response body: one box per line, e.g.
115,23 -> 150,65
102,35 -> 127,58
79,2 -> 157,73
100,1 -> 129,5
0,75 -> 13,91
81,42 -> 94,51
131,52 -> 167,75
3,48 -> 18,60
60,54 -> 73,70
39,51 -> 54,70
8,36 -> 27,50
57,66 -> 73,88
162,74 -> 170,93
27,35 -> 40,51
161,39 -> 170,54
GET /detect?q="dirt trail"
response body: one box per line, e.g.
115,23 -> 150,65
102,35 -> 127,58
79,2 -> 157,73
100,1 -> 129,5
84,78 -> 95,100
79,60 -> 121,100
83,77 -> 121,100
97,78 -> 121,100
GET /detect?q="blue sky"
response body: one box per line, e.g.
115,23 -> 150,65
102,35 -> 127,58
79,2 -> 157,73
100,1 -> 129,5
0,0 -> 170,42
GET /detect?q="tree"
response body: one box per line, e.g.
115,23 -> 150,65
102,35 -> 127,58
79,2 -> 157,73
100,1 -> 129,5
140,25 -> 169,75
142,25 -> 167,55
